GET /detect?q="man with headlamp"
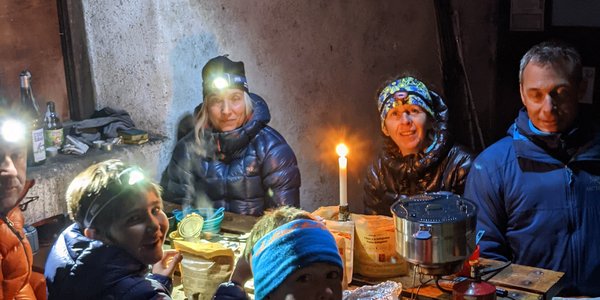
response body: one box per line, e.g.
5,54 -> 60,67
0,107 -> 46,299
162,55 -> 301,216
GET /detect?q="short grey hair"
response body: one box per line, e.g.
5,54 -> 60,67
519,41 -> 582,84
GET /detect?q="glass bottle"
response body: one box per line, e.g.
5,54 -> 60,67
44,101 -> 64,149
20,70 -> 46,165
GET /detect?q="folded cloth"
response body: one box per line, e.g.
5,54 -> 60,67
70,107 -> 136,144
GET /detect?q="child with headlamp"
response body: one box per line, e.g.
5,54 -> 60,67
44,159 -> 182,299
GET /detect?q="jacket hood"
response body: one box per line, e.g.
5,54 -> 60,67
382,90 -> 453,176
201,93 -> 271,160
510,108 -> 600,164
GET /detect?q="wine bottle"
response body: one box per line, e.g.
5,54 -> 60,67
44,101 -> 64,149
20,70 -> 46,165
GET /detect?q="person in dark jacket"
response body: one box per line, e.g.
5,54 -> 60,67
465,41 -> 600,296
161,55 -> 301,215
364,76 -> 473,215
44,159 -> 182,299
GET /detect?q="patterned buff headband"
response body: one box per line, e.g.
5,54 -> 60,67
378,77 -> 434,130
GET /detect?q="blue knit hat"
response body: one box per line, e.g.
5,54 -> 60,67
251,219 -> 343,300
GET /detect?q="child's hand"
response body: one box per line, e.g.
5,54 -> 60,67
152,249 -> 183,277
230,256 -> 252,285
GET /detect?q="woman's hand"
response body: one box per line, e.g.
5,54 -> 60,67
152,249 -> 183,277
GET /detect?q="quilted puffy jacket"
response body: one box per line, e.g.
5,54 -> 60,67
364,92 -> 473,215
44,223 -> 173,299
0,206 -> 38,299
161,93 -> 300,216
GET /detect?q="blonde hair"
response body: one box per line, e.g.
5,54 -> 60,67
193,91 -> 254,148
243,206 -> 315,259
66,159 -> 161,231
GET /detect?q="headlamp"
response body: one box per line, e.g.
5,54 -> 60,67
212,77 -> 230,89
1,118 -> 26,143
83,166 -> 148,228
208,73 -> 248,91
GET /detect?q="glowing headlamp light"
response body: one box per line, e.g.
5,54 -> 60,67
1,119 -> 26,143
83,166 -> 148,228
209,73 -> 248,91
212,77 -> 230,89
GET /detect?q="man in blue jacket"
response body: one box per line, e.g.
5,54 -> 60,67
465,41 -> 600,296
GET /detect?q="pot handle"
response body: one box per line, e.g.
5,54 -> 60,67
413,225 -> 432,240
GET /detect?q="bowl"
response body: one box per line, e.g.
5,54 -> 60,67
173,207 -> 224,234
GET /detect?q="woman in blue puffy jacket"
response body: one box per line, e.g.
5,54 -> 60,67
161,56 -> 301,215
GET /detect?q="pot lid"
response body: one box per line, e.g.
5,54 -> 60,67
178,213 -> 204,239
391,192 -> 477,223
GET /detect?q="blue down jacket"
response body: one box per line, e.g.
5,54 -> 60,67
161,93 -> 300,216
44,223 -> 173,300
465,109 -> 600,296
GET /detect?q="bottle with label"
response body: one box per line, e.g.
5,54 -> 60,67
44,101 -> 64,149
20,70 -> 46,165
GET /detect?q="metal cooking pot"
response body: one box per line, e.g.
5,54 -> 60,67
391,192 -> 477,275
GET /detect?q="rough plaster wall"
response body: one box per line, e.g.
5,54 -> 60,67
82,0 -> 441,213
24,141 -> 164,224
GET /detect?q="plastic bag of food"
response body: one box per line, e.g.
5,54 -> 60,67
173,240 -> 235,299
313,206 -> 355,286
326,219 -> 355,287
352,213 -> 408,278
343,281 -> 402,300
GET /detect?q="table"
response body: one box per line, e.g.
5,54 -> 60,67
171,212 -> 564,300
352,258 -> 563,300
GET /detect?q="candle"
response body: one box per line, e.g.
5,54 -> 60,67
336,144 -> 349,207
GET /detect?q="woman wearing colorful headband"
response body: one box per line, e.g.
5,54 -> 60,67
161,55 -> 301,216
44,159 -> 181,299
364,76 -> 473,215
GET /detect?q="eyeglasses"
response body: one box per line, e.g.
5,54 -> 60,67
83,166 -> 147,228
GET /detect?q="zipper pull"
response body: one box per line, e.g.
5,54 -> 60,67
565,167 -> 574,187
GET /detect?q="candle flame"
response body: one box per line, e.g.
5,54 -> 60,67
336,144 -> 349,157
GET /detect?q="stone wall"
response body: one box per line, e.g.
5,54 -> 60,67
24,139 -> 164,224
79,0 -> 443,213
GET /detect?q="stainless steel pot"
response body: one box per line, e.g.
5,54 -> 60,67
391,192 -> 477,275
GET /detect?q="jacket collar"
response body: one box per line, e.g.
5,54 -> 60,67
510,108 -> 600,164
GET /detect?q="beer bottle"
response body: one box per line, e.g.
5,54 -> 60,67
20,70 -> 46,165
44,101 -> 64,149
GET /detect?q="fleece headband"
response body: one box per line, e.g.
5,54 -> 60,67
378,77 -> 434,130
251,219 -> 343,300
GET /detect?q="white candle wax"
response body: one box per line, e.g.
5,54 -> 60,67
339,156 -> 347,206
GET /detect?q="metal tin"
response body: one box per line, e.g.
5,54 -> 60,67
24,225 -> 39,255
101,142 -> 113,151
177,213 -> 204,240
391,192 -> 477,275
93,140 -> 104,149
